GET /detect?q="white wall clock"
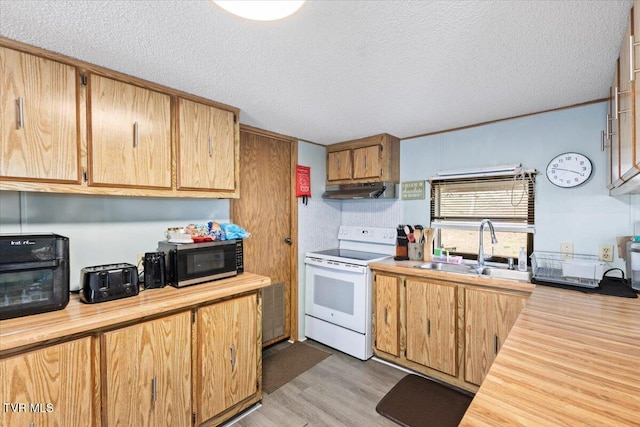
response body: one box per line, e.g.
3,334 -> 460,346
546,152 -> 593,188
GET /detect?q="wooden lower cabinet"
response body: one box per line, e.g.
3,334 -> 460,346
372,270 -> 530,392
194,293 -> 260,426
102,311 -> 191,427
374,274 -> 401,357
405,278 -> 457,376
0,337 -> 95,427
464,287 -> 528,386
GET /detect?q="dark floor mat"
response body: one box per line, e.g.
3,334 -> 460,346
376,374 -> 473,427
262,341 -> 331,394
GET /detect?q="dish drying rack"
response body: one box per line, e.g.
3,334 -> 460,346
531,251 -> 606,288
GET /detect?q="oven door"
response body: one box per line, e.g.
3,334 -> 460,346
305,257 -> 368,334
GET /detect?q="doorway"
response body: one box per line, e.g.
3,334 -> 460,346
231,125 -> 298,345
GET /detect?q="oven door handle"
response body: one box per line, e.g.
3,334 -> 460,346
304,257 -> 367,274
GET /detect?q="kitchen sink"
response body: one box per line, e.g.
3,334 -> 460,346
416,262 -> 531,282
416,262 -> 476,274
476,266 -> 531,281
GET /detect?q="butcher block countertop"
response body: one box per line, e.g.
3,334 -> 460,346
461,285 -> 640,426
0,272 -> 271,355
369,259 -> 640,426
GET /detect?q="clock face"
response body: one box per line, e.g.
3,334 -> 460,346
546,152 -> 592,188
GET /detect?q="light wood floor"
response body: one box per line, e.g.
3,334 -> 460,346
232,340 -> 407,427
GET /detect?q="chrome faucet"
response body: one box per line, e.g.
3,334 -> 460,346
477,219 -> 498,271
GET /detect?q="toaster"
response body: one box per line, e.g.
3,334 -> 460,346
80,263 -> 139,303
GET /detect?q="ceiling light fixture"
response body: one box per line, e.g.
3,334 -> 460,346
212,1 -> 305,21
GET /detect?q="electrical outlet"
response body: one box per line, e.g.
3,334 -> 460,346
560,243 -> 573,259
599,245 -> 614,262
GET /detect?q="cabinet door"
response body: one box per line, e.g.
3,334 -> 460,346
102,312 -> 191,427
618,24 -> 636,181
177,98 -> 236,191
0,46 -> 79,182
327,149 -> 352,181
353,145 -> 382,179
0,337 -> 94,427
374,274 -> 400,357
609,65 -> 621,189
464,288 -> 527,386
89,74 -> 171,188
406,279 -> 457,376
195,293 -> 258,424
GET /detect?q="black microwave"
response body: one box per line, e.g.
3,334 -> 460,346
0,233 -> 70,320
158,239 -> 243,288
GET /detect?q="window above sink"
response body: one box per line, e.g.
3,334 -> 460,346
429,171 -> 537,265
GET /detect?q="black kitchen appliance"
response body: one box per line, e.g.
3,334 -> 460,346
0,233 -> 70,320
158,239 -> 242,288
143,252 -> 166,289
80,263 -> 139,303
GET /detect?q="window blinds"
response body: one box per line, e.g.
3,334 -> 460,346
430,174 -> 536,233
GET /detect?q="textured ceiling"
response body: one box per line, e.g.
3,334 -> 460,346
0,0 -> 633,144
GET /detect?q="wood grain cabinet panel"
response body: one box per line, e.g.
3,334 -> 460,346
327,149 -> 352,181
88,74 -> 171,189
0,46 -> 79,183
0,337 -> 94,427
464,287 -> 527,386
374,274 -> 400,357
102,311 -> 191,427
325,134 -> 399,185
406,279 -> 457,376
177,97 -> 236,191
352,144 -> 382,180
194,293 -> 258,425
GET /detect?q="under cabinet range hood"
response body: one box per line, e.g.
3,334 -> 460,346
322,182 -> 397,200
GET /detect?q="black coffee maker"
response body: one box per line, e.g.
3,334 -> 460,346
143,252 -> 166,289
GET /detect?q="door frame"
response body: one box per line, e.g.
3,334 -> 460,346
231,124 -> 299,341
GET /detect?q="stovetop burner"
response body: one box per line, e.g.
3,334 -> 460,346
311,248 -> 390,261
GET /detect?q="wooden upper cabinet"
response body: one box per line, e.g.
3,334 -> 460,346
326,133 -> 400,184
102,311 -> 191,427
609,63 -> 621,190
374,274 -> 400,357
0,337 -> 94,427
0,46 -> 79,183
405,279 -> 457,376
327,149 -> 352,181
464,287 -> 527,386
353,144 -> 382,180
194,293 -> 258,425
88,74 -> 171,189
177,98 -> 236,191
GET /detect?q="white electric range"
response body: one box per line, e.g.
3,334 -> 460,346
304,226 -> 396,360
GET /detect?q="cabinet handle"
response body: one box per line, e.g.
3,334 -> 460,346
337,158 -> 340,170
426,318 -> 431,337
384,307 -> 388,324
631,35 -> 635,82
601,131 -> 605,152
364,154 -> 367,169
615,87 -> 632,117
133,122 -> 139,147
494,334 -> 499,355
151,375 -> 157,404
208,135 -> 213,157
230,344 -> 236,369
17,97 -> 24,129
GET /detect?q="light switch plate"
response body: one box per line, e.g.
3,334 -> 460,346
560,243 -> 573,259
599,245 -> 614,262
